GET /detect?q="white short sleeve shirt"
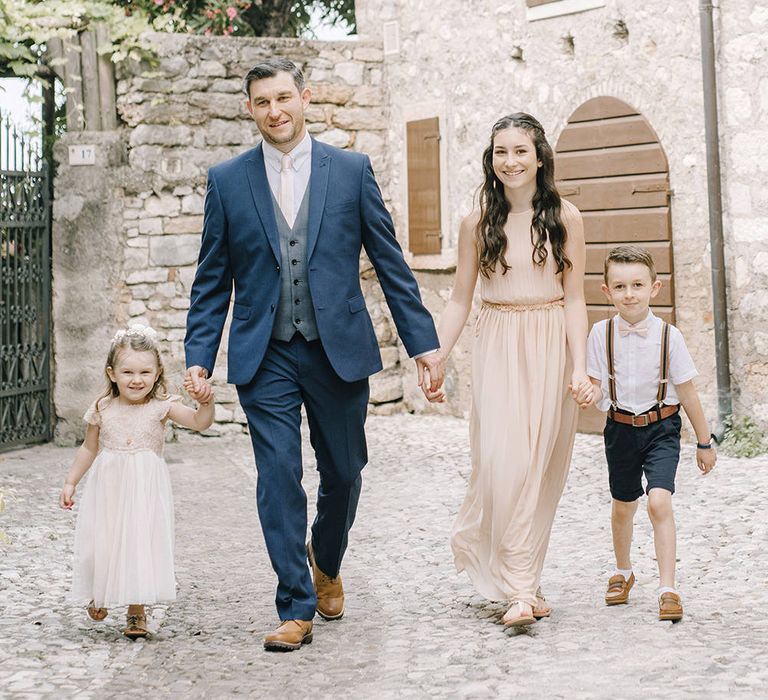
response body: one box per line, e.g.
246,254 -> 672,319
586,311 -> 698,415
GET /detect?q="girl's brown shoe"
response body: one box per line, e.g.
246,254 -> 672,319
87,601 -> 108,621
123,613 -> 148,640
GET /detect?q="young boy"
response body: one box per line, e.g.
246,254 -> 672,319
579,244 -> 716,621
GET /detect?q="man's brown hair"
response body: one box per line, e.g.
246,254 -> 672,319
604,244 -> 657,283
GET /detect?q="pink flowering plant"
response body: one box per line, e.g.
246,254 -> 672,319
116,0 -> 355,37
116,0 -> 254,36
192,0 -> 253,36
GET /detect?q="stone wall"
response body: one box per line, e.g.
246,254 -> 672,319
717,3 -> 768,426
355,0 -> 768,430
53,34 -> 396,443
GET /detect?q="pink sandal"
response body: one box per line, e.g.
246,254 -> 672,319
533,587 -> 551,619
503,601 -> 536,627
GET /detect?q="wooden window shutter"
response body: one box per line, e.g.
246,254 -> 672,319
406,117 -> 441,255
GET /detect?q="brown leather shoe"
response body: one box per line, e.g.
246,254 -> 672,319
605,572 -> 635,605
123,613 -> 148,640
659,592 -> 683,621
263,620 -> 313,651
307,542 -> 344,620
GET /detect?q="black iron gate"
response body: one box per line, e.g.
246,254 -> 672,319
0,112 -> 51,450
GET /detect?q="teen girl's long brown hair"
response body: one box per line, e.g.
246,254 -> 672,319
476,113 -> 571,277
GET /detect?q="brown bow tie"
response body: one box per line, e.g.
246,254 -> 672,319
618,324 -> 648,337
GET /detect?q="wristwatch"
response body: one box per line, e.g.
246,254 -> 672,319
696,441 -> 712,449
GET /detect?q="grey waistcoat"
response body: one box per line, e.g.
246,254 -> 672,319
270,187 -> 319,342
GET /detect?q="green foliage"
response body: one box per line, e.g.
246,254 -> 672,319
1,0 -> 355,83
0,0 -> 164,82
243,0 -> 356,38
114,0 -> 356,38
720,415 -> 768,458
114,0 -> 251,36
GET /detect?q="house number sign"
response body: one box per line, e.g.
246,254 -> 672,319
68,144 -> 97,166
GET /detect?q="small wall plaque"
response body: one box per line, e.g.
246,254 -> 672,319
68,144 -> 96,166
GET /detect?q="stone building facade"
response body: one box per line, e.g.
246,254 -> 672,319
352,0 -> 768,430
52,1 -> 768,442
52,34 -> 401,442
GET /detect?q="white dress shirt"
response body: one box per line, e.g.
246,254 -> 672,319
261,130 -> 312,215
587,310 -> 698,414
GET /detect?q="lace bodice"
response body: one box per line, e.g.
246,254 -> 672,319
83,395 -> 180,456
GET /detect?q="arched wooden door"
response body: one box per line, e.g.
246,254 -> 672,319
554,97 -> 675,432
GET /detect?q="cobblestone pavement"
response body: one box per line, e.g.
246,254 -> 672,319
1,415 -> 767,698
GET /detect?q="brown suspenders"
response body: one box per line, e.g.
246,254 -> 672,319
656,320 -> 671,405
605,317 -> 671,411
606,318 -> 618,408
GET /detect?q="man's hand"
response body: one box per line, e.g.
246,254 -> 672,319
185,365 -> 209,395
416,351 -> 446,402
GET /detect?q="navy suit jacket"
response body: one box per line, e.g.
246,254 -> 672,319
185,138 -> 439,385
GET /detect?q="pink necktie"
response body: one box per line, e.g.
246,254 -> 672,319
618,324 -> 648,337
279,154 -> 294,226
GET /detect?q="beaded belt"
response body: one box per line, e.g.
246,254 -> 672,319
481,298 -> 565,312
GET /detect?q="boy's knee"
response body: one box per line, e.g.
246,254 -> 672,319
612,498 -> 638,518
646,488 -> 673,520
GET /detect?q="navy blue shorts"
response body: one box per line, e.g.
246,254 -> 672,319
603,412 -> 682,502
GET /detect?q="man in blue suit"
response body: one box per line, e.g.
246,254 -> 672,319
185,58 -> 444,651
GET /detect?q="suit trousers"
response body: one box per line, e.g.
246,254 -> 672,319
237,334 -> 369,621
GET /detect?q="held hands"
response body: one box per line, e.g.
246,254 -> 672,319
184,365 -> 213,404
416,351 -> 446,403
569,371 -> 596,410
59,483 -> 76,510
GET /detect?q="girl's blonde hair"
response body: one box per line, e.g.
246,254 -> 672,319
96,325 -> 168,409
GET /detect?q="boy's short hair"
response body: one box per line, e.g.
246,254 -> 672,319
604,244 -> 657,283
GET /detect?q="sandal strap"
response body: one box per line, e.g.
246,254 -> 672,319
660,592 -> 680,603
607,575 -> 630,592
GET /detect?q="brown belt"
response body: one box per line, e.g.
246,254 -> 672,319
608,404 -> 680,428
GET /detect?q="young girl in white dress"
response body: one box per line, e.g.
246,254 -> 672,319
59,324 -> 214,639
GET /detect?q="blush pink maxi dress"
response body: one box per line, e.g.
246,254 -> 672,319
451,201 -> 581,608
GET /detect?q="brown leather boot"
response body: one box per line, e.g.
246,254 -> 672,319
307,542 -> 344,620
263,620 -> 313,651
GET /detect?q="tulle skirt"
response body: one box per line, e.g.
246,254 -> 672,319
71,449 -> 176,607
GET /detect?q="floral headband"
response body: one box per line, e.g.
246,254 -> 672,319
111,324 -> 159,346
